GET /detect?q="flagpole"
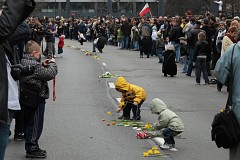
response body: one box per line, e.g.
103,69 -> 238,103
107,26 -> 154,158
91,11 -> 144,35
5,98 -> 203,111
149,10 -> 153,18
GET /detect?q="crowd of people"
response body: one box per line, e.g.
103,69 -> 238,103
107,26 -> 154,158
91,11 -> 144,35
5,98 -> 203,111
27,13 -> 240,78
1,0 -> 240,159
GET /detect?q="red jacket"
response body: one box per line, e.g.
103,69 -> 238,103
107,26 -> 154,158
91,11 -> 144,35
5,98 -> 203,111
58,37 -> 64,48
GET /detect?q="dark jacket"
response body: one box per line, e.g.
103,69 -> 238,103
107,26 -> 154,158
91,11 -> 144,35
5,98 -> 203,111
169,25 -> 183,43
21,54 -> 58,99
31,23 -> 44,45
187,27 -> 205,49
0,0 -> 35,124
193,41 -> 211,62
97,36 -> 107,49
121,21 -> 132,36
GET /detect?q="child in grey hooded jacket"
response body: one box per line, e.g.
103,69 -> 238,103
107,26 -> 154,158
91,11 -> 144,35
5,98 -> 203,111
150,98 -> 184,150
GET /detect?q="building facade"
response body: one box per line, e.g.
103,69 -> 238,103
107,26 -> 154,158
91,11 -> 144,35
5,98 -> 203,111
33,0 -> 165,18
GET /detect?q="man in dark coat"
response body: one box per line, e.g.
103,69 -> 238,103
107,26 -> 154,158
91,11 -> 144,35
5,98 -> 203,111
168,18 -> 183,63
186,21 -> 205,76
0,1 -> 35,159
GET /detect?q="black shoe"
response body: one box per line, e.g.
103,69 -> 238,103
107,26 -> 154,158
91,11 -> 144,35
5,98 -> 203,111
37,148 -> 47,154
14,132 -> 25,141
118,116 -> 130,120
133,116 -> 141,121
147,55 -> 149,58
118,115 -> 124,119
186,74 -> 191,77
26,150 -> 47,158
164,73 -> 167,77
217,86 -> 222,92
98,48 -> 103,53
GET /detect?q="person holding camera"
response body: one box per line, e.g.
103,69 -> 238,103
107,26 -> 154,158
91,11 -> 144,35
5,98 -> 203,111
21,40 -> 58,158
0,0 -> 36,160
31,17 -> 45,46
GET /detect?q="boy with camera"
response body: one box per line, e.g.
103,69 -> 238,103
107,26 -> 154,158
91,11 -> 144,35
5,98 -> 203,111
21,40 -> 58,158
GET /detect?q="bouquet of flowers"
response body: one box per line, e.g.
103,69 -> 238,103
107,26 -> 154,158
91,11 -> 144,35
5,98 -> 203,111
136,131 -> 156,139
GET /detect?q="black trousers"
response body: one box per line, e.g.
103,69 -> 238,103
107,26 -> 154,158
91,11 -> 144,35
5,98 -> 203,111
123,101 -> 144,119
14,110 -> 24,135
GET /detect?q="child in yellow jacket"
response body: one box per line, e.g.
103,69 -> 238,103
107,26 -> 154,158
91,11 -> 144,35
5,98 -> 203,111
115,77 -> 146,120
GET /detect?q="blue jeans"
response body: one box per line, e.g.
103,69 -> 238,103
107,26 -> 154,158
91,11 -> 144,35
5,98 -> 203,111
171,41 -> 180,62
0,122 -> 10,160
133,41 -> 139,50
195,57 -> 209,83
92,43 -> 97,52
162,128 -> 175,145
157,48 -> 164,62
187,48 -> 194,75
25,99 -> 46,152
151,40 -> 157,56
182,55 -> 188,73
121,35 -> 129,49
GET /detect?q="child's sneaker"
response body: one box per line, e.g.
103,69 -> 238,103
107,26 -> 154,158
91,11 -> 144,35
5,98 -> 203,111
160,143 -> 174,149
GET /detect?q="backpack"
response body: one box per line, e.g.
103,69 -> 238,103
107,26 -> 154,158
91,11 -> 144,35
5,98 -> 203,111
211,107 -> 240,149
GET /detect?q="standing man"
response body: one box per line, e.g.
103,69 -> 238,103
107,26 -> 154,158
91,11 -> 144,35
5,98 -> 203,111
214,0 -> 223,17
168,18 -> 183,63
215,30 -> 240,160
0,1 -> 36,160
139,17 -> 152,58
31,17 -> 44,46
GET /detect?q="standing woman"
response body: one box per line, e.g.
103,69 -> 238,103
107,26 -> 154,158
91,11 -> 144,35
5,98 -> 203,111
217,26 -> 238,91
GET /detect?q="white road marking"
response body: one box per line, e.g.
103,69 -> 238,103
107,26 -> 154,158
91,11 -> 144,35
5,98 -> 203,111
116,98 -> 121,103
108,82 -> 115,88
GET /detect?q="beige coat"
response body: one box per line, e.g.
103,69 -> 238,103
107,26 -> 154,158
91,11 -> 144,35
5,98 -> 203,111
221,36 -> 234,56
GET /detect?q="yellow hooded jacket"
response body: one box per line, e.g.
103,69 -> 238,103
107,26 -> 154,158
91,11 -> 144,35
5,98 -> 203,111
115,77 -> 146,109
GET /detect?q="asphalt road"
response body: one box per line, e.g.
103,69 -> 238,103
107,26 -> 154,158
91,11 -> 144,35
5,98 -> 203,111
5,39 -> 229,160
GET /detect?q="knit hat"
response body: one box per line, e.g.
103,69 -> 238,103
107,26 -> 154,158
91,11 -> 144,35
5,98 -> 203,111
152,26 -> 157,31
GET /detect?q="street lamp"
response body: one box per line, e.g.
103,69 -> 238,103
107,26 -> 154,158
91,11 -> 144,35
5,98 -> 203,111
54,0 -> 56,18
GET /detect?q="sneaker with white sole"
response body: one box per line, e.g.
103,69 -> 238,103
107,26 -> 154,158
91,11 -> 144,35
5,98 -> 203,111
160,143 -> 177,151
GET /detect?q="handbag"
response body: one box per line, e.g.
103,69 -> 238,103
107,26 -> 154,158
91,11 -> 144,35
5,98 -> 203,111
211,44 -> 240,149
20,82 -> 40,110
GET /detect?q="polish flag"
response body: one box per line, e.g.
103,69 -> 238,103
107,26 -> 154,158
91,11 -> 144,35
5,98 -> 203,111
139,3 -> 150,17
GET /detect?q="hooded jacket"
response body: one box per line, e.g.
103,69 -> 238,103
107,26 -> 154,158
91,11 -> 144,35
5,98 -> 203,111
0,0 -> 35,124
150,98 -> 184,132
115,77 -> 146,109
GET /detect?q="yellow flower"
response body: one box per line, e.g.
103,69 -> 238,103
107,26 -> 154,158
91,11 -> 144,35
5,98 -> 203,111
154,150 -> 160,155
148,150 -> 153,155
107,111 -> 111,115
143,152 -> 149,157
145,123 -> 151,129
220,109 -> 224,112
152,146 -> 158,150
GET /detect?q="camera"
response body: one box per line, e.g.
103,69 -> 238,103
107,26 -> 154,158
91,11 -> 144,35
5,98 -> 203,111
11,64 -> 35,80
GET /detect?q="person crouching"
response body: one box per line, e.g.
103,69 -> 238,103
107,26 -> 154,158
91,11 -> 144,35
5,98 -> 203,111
150,98 -> 184,151
115,76 -> 146,120
92,33 -> 107,53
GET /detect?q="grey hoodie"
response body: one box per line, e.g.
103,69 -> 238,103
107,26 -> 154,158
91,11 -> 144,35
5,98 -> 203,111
150,98 -> 184,132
